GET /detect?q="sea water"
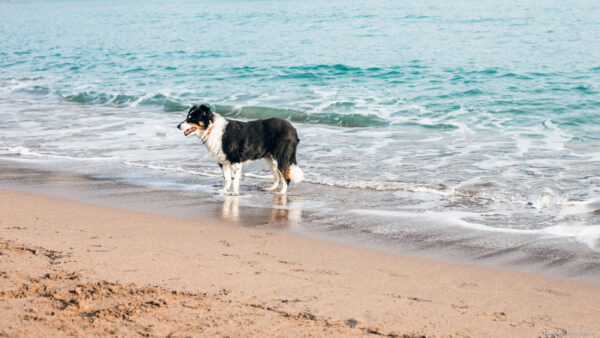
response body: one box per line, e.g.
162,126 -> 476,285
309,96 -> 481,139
1,0 -> 600,278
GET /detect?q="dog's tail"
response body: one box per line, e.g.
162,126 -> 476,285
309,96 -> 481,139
289,164 -> 303,184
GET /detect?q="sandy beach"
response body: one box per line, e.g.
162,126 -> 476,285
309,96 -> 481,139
1,188 -> 598,337
3,0 -> 600,336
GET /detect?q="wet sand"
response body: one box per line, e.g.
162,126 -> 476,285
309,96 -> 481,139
1,188 -> 599,337
2,160 -> 599,286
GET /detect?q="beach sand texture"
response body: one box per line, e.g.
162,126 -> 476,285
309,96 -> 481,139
1,189 -> 599,337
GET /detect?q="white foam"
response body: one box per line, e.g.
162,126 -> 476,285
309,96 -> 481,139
451,121 -> 475,134
306,175 -> 475,198
351,209 -> 536,233
304,176 -> 412,192
350,209 -> 600,251
542,119 -> 572,152
476,158 -> 515,170
557,198 -> 600,219
528,188 -> 566,210
542,224 -> 600,251
123,161 -> 221,177
515,137 -> 531,157
397,103 -> 429,115
445,106 -> 470,118
0,146 -> 117,161
309,100 -> 339,113
310,87 -> 338,98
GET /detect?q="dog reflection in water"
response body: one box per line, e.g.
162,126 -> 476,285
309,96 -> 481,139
221,196 -> 241,221
270,194 -> 302,224
220,195 -> 302,226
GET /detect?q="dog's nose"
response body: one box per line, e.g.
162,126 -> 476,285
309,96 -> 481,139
177,123 -> 182,129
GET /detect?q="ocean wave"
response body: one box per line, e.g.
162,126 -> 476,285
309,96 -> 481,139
58,91 -> 192,112
557,198 -> 600,219
123,161 -> 221,178
398,121 -> 459,131
226,64 -> 407,81
307,175 -> 577,218
63,92 -> 138,106
304,175 -> 471,197
351,209 -> 540,234
0,146 -> 117,161
3,72 -> 599,135
1,80 -> 395,128
214,104 -> 389,127
351,209 -> 600,251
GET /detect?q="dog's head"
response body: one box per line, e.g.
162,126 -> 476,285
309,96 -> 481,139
177,104 -> 214,136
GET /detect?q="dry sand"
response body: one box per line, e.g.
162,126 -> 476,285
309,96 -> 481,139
0,189 -> 599,337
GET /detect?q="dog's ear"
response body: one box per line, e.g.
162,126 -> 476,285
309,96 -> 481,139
198,104 -> 214,122
199,104 -> 211,113
189,105 -> 199,113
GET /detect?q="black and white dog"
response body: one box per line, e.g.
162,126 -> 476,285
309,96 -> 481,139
177,104 -> 303,195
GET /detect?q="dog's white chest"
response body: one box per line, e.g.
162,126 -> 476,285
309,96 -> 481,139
200,117 -> 228,164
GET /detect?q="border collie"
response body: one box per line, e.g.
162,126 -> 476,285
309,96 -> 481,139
177,104 -> 303,195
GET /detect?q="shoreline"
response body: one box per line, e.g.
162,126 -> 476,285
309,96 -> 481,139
1,159 -> 599,286
1,189 -> 600,336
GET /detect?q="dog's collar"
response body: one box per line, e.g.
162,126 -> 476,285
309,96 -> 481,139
201,124 -> 215,144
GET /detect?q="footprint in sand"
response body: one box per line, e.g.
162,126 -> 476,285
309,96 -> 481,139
455,282 -> 478,291
534,288 -> 570,297
6,226 -> 27,230
277,260 -> 299,265
478,311 -> 508,322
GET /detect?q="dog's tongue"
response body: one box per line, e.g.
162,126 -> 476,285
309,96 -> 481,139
184,127 -> 197,136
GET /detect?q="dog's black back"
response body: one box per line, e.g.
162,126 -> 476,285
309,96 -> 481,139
223,118 -> 299,177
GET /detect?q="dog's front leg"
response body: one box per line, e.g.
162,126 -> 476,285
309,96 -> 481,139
221,163 -> 232,193
231,163 -> 242,196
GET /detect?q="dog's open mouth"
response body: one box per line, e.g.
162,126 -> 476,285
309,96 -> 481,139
184,127 -> 197,136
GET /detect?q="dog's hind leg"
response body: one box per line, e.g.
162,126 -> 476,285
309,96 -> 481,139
221,163 -> 232,193
231,163 -> 242,196
274,140 -> 295,195
264,155 -> 280,192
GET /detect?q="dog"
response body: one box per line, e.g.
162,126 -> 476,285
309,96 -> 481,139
177,104 -> 303,195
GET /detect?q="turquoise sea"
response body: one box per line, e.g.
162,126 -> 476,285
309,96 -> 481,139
2,0 -> 600,278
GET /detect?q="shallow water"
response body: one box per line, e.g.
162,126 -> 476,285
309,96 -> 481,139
1,0 -> 600,276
